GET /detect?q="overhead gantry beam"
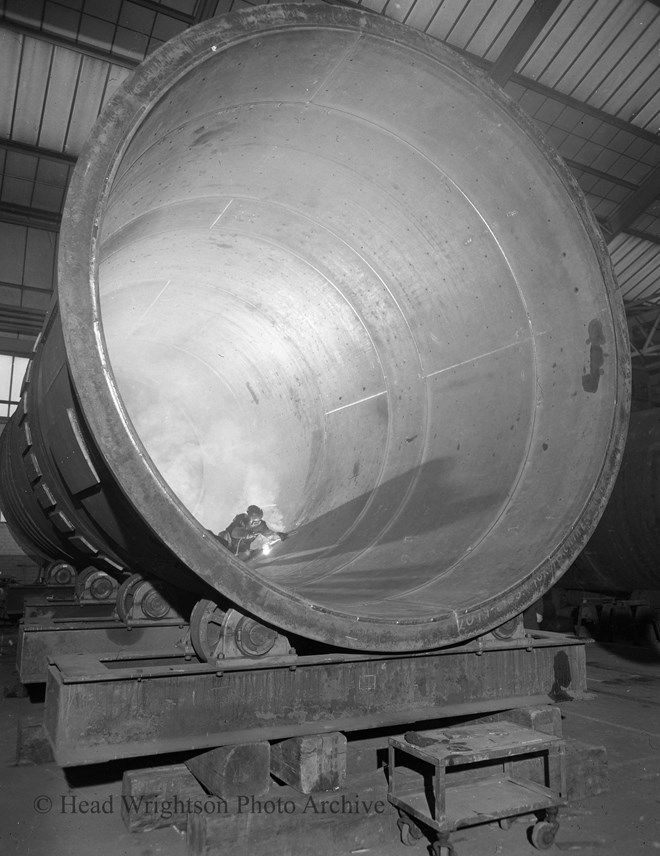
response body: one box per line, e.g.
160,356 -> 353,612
0,202 -> 61,232
193,0 -> 220,25
0,303 -> 47,337
0,335 -> 37,357
0,138 -> 77,166
0,19 -> 140,69
602,164 -> 660,243
490,0 -> 562,87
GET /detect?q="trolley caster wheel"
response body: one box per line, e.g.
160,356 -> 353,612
530,820 -> 559,850
396,816 -> 423,846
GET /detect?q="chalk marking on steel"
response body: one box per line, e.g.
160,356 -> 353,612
210,199 -> 233,228
424,339 -> 528,379
325,390 -> 387,415
136,279 -> 171,325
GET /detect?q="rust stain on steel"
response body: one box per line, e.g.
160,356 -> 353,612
582,319 -> 606,393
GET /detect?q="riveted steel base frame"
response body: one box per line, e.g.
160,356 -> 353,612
18,619 -> 191,684
44,633 -> 586,767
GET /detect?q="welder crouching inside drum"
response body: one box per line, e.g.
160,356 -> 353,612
216,505 -> 288,560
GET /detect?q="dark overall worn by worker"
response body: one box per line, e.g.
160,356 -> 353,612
216,505 -> 287,559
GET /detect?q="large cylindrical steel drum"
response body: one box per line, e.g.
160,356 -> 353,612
562,407 -> 660,593
0,4 -> 630,651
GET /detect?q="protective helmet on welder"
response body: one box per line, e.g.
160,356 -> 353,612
246,505 -> 264,527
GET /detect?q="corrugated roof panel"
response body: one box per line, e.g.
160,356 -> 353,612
91,0 -> 123,24
118,1 -> 156,34
63,56 -> 114,153
78,12 -> 116,50
632,207 -> 660,236
612,242 -> 658,290
440,0 -> 499,50
610,234 -> 652,274
518,0 -> 620,86
616,155 -> 657,185
174,0 -> 197,14
554,4 -> 646,95
43,2 -> 81,37
24,228 -> 56,291
588,197 -> 618,219
98,64 -> 131,113
113,24 -> 150,60
516,0 -> 603,85
541,124 -> 567,149
556,133 -> 584,159
4,150 -> 37,181
401,0 -> 443,34
3,0 -> 46,24
0,222 -> 28,284
38,46 -> 83,151
469,0 -> 530,62
514,0 -> 660,134
373,0 -> 406,24
576,11 -> 660,111
11,38 -> 52,144
2,176 -> 32,207
31,180 -> 66,212
607,231 -> 634,260
421,0 -> 478,43
592,47 -> 660,131
152,11 -> 188,43
623,135 -> 656,163
0,30 -> 23,140
624,77 -> 660,135
619,258 -> 660,301
606,183 -> 634,205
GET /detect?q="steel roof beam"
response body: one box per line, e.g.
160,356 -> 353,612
3,10 -> 660,149
451,44 -> 660,149
623,227 -> 660,247
490,0 -> 562,87
564,158 -> 638,191
193,0 -> 220,25
0,303 -> 47,337
127,0 -> 195,24
0,137 -> 77,166
0,335 -> 36,357
0,20 -> 139,69
603,165 -> 660,241
0,202 -> 61,232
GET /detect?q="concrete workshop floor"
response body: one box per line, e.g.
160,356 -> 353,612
0,627 -> 658,856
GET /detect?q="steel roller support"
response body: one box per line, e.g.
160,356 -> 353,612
0,4 -> 630,652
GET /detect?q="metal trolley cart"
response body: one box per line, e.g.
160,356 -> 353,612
388,720 -> 566,855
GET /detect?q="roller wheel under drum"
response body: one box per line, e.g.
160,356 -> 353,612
190,598 -> 226,662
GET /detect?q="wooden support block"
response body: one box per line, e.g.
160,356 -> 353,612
121,763 -> 209,832
186,774 -> 393,856
506,737 -> 607,802
476,704 -> 563,737
186,742 -> 270,798
16,716 -> 54,765
564,737 -> 608,801
271,732 -> 347,794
